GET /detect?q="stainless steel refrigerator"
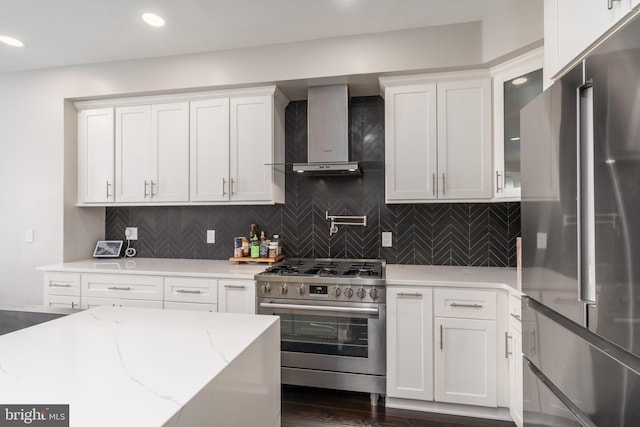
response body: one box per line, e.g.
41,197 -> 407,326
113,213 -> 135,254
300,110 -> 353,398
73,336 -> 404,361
520,14 -> 640,427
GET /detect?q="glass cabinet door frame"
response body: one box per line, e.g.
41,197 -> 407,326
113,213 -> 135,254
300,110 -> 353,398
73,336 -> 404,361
491,47 -> 544,200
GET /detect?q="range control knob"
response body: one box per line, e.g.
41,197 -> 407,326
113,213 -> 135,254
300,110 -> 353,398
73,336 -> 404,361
261,283 -> 271,294
356,287 -> 367,300
369,287 -> 380,301
331,286 -> 342,298
280,283 -> 288,295
297,284 -> 305,296
344,287 -> 354,298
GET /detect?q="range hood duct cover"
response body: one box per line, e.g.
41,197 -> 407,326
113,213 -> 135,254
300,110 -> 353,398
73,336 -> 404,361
293,84 -> 360,175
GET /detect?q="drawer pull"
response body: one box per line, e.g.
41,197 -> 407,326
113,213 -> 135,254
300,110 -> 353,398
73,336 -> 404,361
224,284 -> 246,289
510,313 -> 522,321
177,289 -> 201,294
49,283 -> 72,288
450,302 -> 483,308
108,286 -> 131,291
398,292 -> 422,297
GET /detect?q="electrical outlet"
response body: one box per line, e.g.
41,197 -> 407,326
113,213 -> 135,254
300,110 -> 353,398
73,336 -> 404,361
125,227 -> 138,240
25,229 -> 34,243
207,230 -> 215,244
382,232 -> 392,248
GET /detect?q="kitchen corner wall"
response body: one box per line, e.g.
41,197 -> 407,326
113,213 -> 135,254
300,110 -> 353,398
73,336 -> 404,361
105,96 -> 520,266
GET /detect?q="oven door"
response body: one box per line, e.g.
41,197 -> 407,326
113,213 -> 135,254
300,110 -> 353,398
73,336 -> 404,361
257,298 -> 385,376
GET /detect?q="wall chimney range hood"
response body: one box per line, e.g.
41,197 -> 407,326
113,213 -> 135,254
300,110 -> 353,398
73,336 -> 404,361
292,84 -> 360,175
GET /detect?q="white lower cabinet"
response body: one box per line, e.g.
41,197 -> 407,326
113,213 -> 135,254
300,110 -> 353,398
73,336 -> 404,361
387,285 -> 517,418
434,317 -> 497,407
43,272 -> 81,309
386,288 -> 433,400
164,301 -> 217,312
218,280 -> 256,314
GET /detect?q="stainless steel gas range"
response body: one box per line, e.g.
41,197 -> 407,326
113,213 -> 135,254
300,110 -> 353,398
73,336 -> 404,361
255,258 -> 385,405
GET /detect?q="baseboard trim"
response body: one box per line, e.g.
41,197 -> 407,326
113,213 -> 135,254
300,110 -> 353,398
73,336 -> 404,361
385,397 -> 512,422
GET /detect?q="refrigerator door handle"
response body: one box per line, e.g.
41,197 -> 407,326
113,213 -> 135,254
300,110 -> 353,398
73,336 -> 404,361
577,83 -> 597,310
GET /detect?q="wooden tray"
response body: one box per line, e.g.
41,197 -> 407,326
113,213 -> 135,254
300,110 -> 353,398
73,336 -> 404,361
229,254 -> 284,266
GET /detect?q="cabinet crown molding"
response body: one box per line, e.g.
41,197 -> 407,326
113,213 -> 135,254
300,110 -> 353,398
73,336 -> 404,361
378,69 -> 490,97
74,85 -> 288,110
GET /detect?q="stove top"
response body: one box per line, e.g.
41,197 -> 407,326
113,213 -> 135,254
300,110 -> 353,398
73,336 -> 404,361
260,258 -> 384,279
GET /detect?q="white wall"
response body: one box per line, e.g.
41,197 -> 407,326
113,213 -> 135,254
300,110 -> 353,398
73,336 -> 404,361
0,17 -> 539,305
482,0 -> 544,64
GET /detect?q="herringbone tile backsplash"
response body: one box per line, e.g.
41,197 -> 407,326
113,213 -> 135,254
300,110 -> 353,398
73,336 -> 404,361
106,96 -> 520,267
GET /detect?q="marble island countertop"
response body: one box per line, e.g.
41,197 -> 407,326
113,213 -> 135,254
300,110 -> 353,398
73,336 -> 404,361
0,306 -> 280,427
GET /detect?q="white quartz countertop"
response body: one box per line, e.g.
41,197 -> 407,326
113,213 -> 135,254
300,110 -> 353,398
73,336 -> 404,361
385,264 -> 520,294
37,257 -> 267,279
0,306 -> 278,427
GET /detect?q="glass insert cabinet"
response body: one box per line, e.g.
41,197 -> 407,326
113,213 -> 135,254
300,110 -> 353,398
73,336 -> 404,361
493,49 -> 544,200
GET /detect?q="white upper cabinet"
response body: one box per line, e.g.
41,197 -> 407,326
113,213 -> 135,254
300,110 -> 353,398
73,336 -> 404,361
78,107 -> 114,204
381,72 -> 492,203
491,49 -> 544,201
190,98 -> 230,202
545,0 -> 634,83
384,84 -> 438,201
115,105 -> 153,203
151,103 -> 190,203
436,79 -> 492,200
115,102 -> 189,203
76,86 -> 286,206
230,96 -> 274,202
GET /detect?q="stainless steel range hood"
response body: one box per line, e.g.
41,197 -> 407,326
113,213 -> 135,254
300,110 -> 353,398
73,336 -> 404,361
292,84 -> 360,175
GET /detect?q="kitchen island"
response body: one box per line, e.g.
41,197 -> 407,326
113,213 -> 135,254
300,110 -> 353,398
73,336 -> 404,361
0,306 -> 280,427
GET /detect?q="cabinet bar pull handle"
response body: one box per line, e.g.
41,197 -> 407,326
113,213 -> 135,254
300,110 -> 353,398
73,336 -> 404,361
510,313 -> 522,320
440,324 -> 443,350
230,178 -> 235,195
150,180 -> 156,197
71,302 -> 76,309
442,173 -> 446,196
505,331 -> 512,358
398,292 -> 422,297
496,171 -> 502,193
177,289 -> 201,294
432,173 -> 436,196
450,302 -> 483,308
222,178 -> 227,196
49,283 -> 71,287
108,286 -> 131,291
224,284 -> 246,289
106,181 -> 112,198
144,180 -> 149,198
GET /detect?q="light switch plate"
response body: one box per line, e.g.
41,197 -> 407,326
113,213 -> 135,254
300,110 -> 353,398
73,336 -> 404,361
125,227 -> 138,240
536,232 -> 547,249
207,230 -> 215,244
25,229 -> 34,243
382,232 -> 392,247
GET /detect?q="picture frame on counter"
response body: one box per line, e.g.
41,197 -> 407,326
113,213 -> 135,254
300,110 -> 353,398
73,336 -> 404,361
93,240 -> 123,258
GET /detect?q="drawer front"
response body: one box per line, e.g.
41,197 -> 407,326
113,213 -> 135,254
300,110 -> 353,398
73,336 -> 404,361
81,274 -> 163,300
44,272 -> 81,296
164,301 -> 217,312
434,288 -> 497,320
82,297 -> 163,309
164,277 -> 217,303
43,294 -> 81,309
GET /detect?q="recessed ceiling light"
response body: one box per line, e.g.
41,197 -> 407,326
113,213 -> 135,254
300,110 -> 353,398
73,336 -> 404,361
0,35 -> 25,47
142,13 -> 165,27
512,77 -> 528,86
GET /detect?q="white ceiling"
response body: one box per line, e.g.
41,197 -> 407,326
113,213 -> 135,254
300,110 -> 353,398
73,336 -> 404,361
0,0 -> 522,74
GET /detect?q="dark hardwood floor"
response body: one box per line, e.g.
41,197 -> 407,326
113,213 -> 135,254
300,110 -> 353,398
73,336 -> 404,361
281,386 -> 516,427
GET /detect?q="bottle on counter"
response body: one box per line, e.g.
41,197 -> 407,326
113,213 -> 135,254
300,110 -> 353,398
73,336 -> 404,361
250,234 -> 260,259
259,231 -> 269,258
272,234 -> 281,256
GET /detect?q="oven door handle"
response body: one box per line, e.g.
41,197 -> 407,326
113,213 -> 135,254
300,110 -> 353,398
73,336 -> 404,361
259,302 -> 379,315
